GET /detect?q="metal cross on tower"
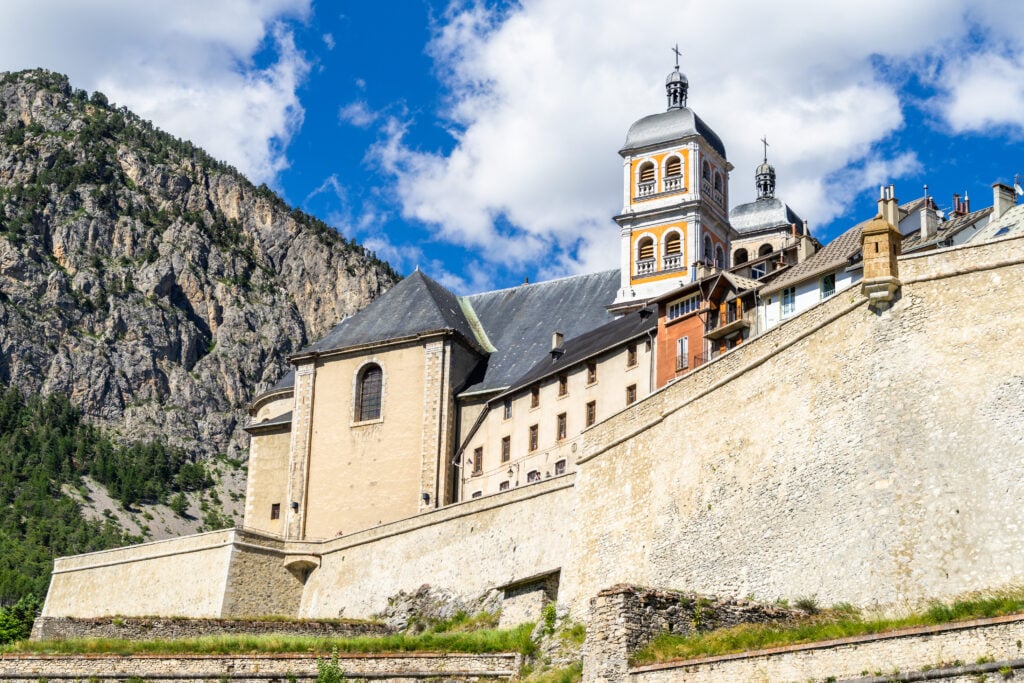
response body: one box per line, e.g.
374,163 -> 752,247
761,136 -> 770,162
672,44 -> 682,68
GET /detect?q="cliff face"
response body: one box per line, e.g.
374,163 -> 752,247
0,69 -> 400,458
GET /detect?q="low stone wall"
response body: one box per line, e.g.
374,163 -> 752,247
0,651 -> 519,681
629,613 -> 1024,683
30,616 -> 390,642
582,585 -> 798,683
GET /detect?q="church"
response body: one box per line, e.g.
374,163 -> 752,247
242,61 -> 821,541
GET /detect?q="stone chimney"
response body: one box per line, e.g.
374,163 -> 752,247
551,331 -> 564,349
919,197 -> 938,242
992,183 -> 1017,220
861,186 -> 903,310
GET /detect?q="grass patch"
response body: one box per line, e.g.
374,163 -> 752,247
631,590 -> 1024,666
2,623 -> 536,657
522,662 -> 583,682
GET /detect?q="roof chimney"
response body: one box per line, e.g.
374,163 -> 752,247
951,193 -> 966,217
551,331 -> 564,350
879,185 -> 899,226
919,197 -> 938,242
992,182 -> 1017,220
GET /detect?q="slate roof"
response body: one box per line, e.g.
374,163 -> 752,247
497,307 -> 656,400
760,221 -> 866,296
901,207 -> 992,252
245,410 -> 292,433
730,197 -> 806,235
297,270 -> 481,356
620,107 -> 727,159
969,204 -> 1024,242
461,270 -> 620,395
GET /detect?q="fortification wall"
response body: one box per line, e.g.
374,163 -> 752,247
42,529 -> 237,618
563,235 -> 1024,613
294,474 -> 576,619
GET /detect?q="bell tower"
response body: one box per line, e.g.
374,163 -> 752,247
610,53 -> 735,311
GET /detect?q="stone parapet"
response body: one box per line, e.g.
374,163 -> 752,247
30,616 -> 390,642
630,613 -> 1024,683
0,651 -> 518,681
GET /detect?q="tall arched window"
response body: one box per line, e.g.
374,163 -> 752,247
702,161 -> 711,180
665,232 -> 681,255
637,236 -> 655,260
713,172 -> 722,192
758,243 -> 774,257
734,248 -> 749,265
715,245 -> 725,268
356,363 -> 382,421
703,234 -> 713,261
638,161 -> 655,183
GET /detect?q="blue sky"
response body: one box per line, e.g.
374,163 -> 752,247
2,1 -> 1023,293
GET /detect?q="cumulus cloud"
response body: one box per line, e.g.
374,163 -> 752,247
339,100 -> 380,128
373,0 -> 1024,276
0,0 -> 311,185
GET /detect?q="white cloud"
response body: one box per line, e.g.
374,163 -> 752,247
323,33 -> 336,51
0,0 -> 311,185
373,0 -> 1024,276
339,100 -> 380,128
938,51 -> 1024,134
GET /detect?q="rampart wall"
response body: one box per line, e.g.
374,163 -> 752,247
564,235 -> 1024,612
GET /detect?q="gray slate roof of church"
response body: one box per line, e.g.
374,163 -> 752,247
620,107 -> 727,159
297,270 -> 479,356
496,306 -> 656,400
460,270 -> 620,395
730,197 -> 805,235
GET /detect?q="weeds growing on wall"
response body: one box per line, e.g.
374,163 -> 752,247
2,622 -> 537,657
630,589 -> 1024,665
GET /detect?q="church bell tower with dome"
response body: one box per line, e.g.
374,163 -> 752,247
610,57 -> 735,310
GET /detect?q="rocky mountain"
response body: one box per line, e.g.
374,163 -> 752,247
0,68 -> 400,460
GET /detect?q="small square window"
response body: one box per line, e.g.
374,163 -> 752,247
586,400 -> 596,427
558,373 -> 568,396
530,386 -> 540,408
820,273 -> 836,299
499,481 -> 510,491
557,413 -> 567,440
527,470 -> 541,483
270,503 -> 280,520
471,491 -> 482,499
627,343 -> 638,368
528,424 -> 538,452
501,436 -> 510,462
626,384 -> 637,405
472,447 -> 483,475
503,399 -> 512,420
554,459 -> 566,475
587,362 -> 598,384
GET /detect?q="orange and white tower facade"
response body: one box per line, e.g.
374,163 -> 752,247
611,64 -> 735,310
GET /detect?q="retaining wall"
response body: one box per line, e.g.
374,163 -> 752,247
31,616 -> 388,642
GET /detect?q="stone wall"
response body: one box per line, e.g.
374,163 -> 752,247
630,613 -> 1024,683
563,235 -> 1024,614
0,652 -> 518,681
498,571 -> 560,629
582,585 -> 797,683
31,616 -> 389,641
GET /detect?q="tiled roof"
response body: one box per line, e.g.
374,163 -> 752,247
902,207 -> 992,252
760,221 -> 867,296
497,307 -> 657,400
461,270 -> 620,394
298,270 -> 481,356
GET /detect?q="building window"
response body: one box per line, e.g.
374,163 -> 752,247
715,245 -> 725,269
499,481 -> 510,491
636,236 -> 655,270
558,373 -> 568,396
501,436 -> 511,462
472,491 -> 482,499
472,447 -> 483,475
638,160 -> 656,183
587,362 -> 597,384
557,413 -> 567,440
503,399 -> 512,420
781,286 -> 796,317
676,336 -> 689,370
751,262 -> 766,279
627,343 -> 638,368
713,172 -> 723,192
626,384 -> 637,405
820,273 -> 836,299
734,248 -> 748,265
703,234 -> 713,262
356,363 -> 383,421
270,503 -> 280,520
530,386 -> 540,408
554,459 -> 566,475
702,160 -> 710,180
529,424 -> 538,452
667,294 -> 701,320
758,243 -> 774,257
586,400 -> 596,427
527,470 -> 541,483
666,156 -> 682,177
